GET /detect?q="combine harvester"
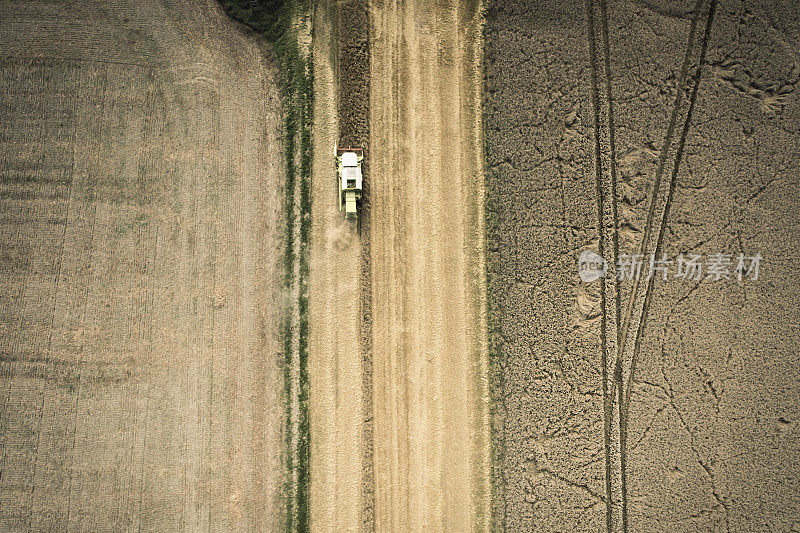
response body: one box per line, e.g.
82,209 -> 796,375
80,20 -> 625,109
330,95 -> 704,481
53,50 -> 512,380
336,146 -> 363,219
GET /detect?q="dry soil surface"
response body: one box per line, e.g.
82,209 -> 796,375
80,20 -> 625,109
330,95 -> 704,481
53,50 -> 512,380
0,1 -> 286,530
369,0 -> 491,530
486,0 -> 800,531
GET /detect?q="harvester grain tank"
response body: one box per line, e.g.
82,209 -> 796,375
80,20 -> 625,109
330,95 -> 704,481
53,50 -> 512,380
336,147 -> 363,219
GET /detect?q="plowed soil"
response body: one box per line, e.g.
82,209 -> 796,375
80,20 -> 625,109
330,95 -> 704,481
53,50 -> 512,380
0,1 -> 286,530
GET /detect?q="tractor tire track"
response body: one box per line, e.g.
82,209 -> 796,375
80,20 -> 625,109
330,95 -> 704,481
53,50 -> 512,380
614,0 -> 707,383
584,1 -> 616,529
620,0 -> 719,457
596,1 -> 628,527
587,0 -> 626,528
588,1 -> 717,530
614,0 -> 718,530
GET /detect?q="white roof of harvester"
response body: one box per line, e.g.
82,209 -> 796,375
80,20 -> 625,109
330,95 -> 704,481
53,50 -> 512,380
342,152 -> 358,166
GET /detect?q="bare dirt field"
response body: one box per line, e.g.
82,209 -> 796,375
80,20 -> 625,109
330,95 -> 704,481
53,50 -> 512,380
0,0 -> 286,530
486,0 -> 800,531
369,0 -> 491,529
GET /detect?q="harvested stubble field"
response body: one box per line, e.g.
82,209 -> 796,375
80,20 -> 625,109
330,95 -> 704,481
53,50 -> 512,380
0,0 -> 287,530
486,0 -> 800,531
309,0 -> 491,530
368,0 -> 491,529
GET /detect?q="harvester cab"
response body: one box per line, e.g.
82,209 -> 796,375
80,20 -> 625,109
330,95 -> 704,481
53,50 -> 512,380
336,147 -> 363,219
